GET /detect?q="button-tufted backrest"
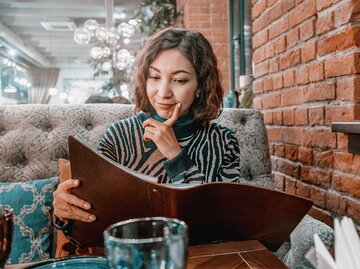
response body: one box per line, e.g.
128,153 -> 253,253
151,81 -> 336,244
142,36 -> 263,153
0,105 -> 271,186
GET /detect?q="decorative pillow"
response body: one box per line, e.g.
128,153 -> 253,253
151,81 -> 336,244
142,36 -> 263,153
0,177 -> 59,264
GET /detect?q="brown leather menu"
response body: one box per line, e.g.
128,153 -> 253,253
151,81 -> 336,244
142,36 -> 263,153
68,135 -> 313,251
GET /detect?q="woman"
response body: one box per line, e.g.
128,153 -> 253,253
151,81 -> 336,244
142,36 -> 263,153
53,27 -> 240,225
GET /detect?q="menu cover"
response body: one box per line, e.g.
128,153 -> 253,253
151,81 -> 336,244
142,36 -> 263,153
68,135 -> 313,251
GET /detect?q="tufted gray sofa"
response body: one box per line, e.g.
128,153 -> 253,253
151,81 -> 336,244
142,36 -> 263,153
0,104 -> 333,268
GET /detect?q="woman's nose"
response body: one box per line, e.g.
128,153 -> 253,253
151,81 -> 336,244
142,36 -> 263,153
157,80 -> 172,98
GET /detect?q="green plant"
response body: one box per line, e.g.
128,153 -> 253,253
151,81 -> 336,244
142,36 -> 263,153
135,0 -> 183,36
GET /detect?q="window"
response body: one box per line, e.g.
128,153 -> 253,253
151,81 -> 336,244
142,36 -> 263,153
229,0 -> 252,108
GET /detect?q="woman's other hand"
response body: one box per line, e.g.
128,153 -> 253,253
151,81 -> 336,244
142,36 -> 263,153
53,179 -> 96,223
143,103 -> 182,160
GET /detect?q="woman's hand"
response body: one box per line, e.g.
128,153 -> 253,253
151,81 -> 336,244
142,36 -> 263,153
53,179 -> 96,223
143,103 -> 182,160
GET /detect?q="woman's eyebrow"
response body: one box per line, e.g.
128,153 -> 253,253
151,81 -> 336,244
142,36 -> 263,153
149,66 -> 191,75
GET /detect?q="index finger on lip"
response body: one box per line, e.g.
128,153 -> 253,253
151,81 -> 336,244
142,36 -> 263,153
165,103 -> 181,127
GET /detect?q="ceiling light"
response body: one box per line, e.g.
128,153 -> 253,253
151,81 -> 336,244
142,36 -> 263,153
8,49 -> 16,56
49,87 -> 58,96
4,84 -> 17,93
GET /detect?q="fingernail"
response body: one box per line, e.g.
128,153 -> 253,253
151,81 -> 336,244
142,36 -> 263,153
177,103 -> 181,108
73,180 -> 79,185
83,203 -> 91,209
88,215 -> 96,221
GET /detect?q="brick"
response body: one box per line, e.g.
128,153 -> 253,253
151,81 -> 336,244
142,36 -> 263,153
267,127 -> 282,141
326,191 -> 347,215
295,65 -> 309,85
299,18 -> 315,41
337,76 -> 360,101
282,127 -> 304,145
333,172 -> 360,198
280,48 -> 301,69
298,146 -> 313,164
314,150 -> 334,167
269,0 -> 283,22
302,39 -> 317,63
325,105 -> 357,125
253,11 -> 270,33
273,110 -> 283,125
269,57 -> 280,73
334,0 -> 360,26
253,47 -> 266,63
253,95 -> 262,109
274,35 -> 286,54
282,88 -> 305,106
337,133 -> 348,151
283,109 -> 295,125
272,73 -> 283,89
300,165 -> 310,181
303,167 -> 332,187
305,82 -> 336,102
303,128 -> 337,148
252,79 -> 263,93
285,144 -> 298,160
277,158 -> 300,178
286,27 -> 299,48
348,198 -> 360,224
252,0 -> 267,19
273,173 -> 285,190
308,106 -> 324,125
308,61 -> 324,82
265,42 -> 275,59
263,92 -> 281,108
274,144 -> 285,157
295,108 -> 308,125
263,111 -> 273,124
283,0 -> 295,12
269,16 -> 289,40
333,151 -> 354,173
316,11 -> 335,35
253,29 -> 269,49
318,26 -> 360,56
296,181 -> 311,198
254,60 -> 269,77
283,69 -> 295,88
308,207 -> 333,227
317,0 -> 341,12
263,76 -> 273,91
289,0 -> 317,27
310,186 -> 326,207
267,0 -> 279,7
284,176 -> 297,195
353,155 -> 360,174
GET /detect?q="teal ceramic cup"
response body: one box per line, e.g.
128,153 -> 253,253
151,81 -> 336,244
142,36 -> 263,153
104,217 -> 188,269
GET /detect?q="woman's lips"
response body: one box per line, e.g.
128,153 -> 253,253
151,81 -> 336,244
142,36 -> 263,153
156,102 -> 174,109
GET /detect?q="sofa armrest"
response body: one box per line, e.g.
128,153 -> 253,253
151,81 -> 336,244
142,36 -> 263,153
275,215 -> 334,269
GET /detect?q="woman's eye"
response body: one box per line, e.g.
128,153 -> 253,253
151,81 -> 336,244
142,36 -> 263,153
149,76 -> 160,80
173,79 -> 187,84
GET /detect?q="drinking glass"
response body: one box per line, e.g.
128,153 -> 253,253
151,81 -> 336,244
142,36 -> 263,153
0,208 -> 13,269
104,217 -> 188,269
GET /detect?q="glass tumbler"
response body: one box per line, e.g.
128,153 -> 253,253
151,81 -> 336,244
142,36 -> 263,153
0,208 -> 13,269
104,217 -> 188,269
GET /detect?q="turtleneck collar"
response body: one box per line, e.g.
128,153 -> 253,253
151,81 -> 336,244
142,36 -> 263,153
137,110 -> 201,139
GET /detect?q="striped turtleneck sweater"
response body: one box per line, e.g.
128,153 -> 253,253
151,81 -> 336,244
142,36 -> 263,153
97,112 -> 240,184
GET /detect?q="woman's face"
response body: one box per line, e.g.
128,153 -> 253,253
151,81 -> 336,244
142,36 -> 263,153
146,49 -> 198,119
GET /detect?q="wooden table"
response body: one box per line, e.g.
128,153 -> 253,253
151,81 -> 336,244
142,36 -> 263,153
187,240 -> 288,269
6,240 -> 288,269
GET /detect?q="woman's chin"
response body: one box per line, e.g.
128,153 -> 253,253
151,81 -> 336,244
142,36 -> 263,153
156,111 -> 171,119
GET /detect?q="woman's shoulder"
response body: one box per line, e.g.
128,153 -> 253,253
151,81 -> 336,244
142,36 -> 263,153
108,113 -> 144,128
204,121 -> 236,137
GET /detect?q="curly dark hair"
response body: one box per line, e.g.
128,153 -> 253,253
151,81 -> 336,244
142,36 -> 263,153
131,27 -> 224,125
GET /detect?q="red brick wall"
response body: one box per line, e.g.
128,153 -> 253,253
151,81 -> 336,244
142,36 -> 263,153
176,0 -> 230,93
252,0 -> 360,226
